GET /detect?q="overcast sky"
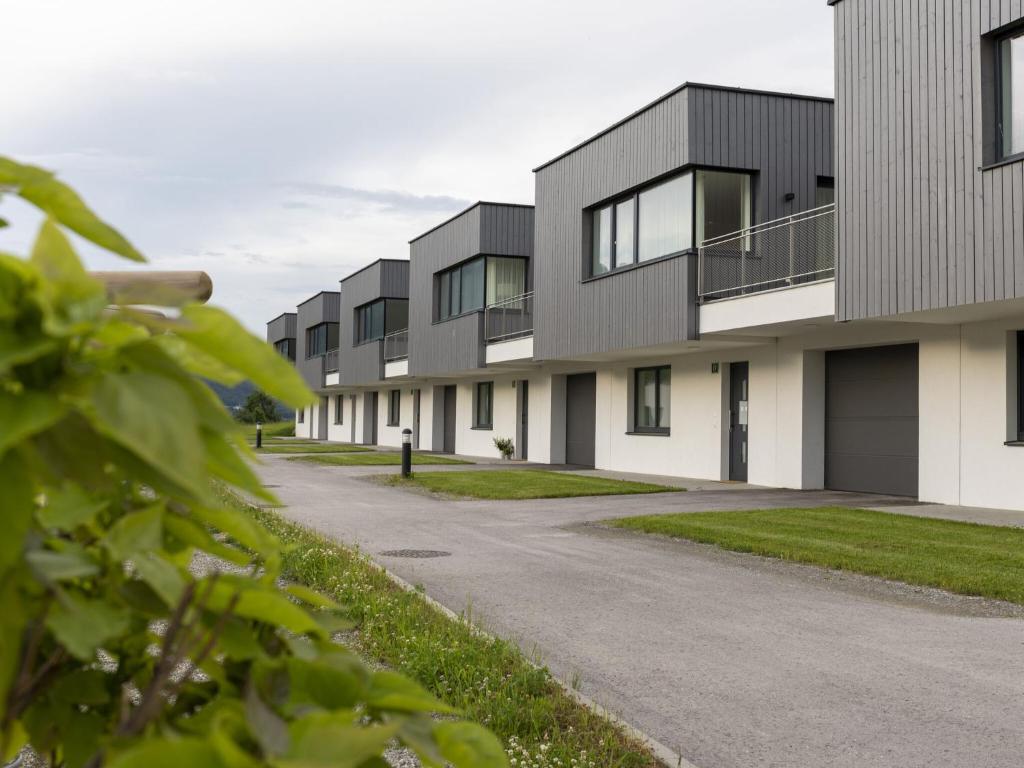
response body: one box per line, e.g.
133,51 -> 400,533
1,0 -> 834,332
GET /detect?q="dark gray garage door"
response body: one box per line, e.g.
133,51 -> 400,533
565,373 -> 596,467
825,344 -> 918,497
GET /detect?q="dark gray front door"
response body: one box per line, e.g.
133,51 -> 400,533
565,373 -> 596,467
318,396 -> 329,440
825,344 -> 919,497
729,362 -> 749,481
443,385 -> 457,454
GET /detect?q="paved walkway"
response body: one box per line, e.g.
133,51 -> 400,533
257,456 -> 1024,768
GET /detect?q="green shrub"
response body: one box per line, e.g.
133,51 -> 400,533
0,156 -> 505,768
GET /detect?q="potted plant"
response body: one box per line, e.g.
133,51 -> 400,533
493,436 -> 515,460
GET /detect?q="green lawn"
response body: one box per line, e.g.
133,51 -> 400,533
610,507 -> 1024,605
233,501 -> 660,767
389,469 -> 682,500
288,452 -> 471,466
245,419 -> 295,442
257,442 -> 372,454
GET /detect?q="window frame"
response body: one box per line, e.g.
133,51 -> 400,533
589,172 -> 695,278
996,27 -> 1024,164
297,407 -> 304,424
305,322 -> 338,358
472,381 -> 494,430
633,365 -> 671,435
387,389 -> 401,427
434,256 -> 528,323
355,299 -> 386,346
334,394 -> 344,425
274,338 -> 295,361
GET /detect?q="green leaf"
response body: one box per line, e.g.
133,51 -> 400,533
0,389 -> 64,460
0,156 -> 144,262
244,684 -> 290,757
62,709 -> 105,768
47,592 -> 130,660
26,547 -> 99,582
49,669 -> 111,706
397,715 -> 446,768
163,514 -> 251,567
192,504 -> 279,560
433,722 -> 508,768
30,218 -> 106,323
102,505 -> 163,561
285,653 -> 367,711
0,576 -> 29,724
202,430 -> 275,502
36,485 -> 108,531
366,671 -> 458,715
176,305 -> 312,408
283,584 -> 341,610
0,451 -> 34,577
132,553 -> 187,607
282,712 -> 398,768
206,580 -> 325,638
106,737 -> 225,768
82,371 -> 206,501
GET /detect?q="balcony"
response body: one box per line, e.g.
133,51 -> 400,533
383,329 -> 408,362
698,204 -> 834,302
484,292 -> 534,343
325,349 -> 339,373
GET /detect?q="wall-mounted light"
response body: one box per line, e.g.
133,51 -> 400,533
711,362 -> 720,374
784,192 -> 796,203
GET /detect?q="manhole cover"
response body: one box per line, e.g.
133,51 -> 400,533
379,549 -> 451,559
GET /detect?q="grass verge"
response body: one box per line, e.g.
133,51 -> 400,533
242,502 -> 663,767
245,420 -> 295,442
609,507 -> 1024,605
288,452 -> 472,466
386,469 -> 682,500
257,443 -> 373,454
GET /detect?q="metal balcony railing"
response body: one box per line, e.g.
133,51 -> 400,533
485,292 -> 534,343
324,349 -> 339,373
698,204 -> 835,301
383,329 -> 408,363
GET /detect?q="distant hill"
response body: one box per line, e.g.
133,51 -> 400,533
205,379 -> 256,408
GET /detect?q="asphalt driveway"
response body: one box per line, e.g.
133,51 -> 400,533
257,456 -> 1024,768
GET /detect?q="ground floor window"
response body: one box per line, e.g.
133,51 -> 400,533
634,366 -> 671,434
1017,331 -> 1024,441
334,395 -> 343,425
474,382 -> 493,429
297,407 -> 304,424
388,390 -> 401,426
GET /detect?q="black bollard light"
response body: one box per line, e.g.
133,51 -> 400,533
401,428 -> 412,478
255,422 -> 262,449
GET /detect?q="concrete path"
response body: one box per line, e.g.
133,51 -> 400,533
256,456 -> 1024,768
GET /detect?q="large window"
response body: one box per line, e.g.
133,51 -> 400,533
473,381 -> 493,429
999,29 -> 1024,161
274,338 -> 295,361
589,170 -> 752,277
388,390 -> 401,426
305,323 -> 338,358
436,257 -> 527,321
355,299 -> 408,344
634,366 -> 671,434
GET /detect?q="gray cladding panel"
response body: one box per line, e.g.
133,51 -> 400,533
338,260 -> 409,386
834,0 -> 1024,321
266,313 -> 296,343
534,86 -> 833,360
296,292 -> 340,390
409,203 -> 532,376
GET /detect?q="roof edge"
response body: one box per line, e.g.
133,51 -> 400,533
296,289 -> 340,307
532,81 -> 834,173
339,257 -> 409,285
265,311 -> 296,326
408,200 -> 534,245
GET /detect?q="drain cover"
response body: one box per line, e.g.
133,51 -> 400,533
379,549 -> 451,559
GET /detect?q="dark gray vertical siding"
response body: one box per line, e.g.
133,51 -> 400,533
295,292 -> 340,390
534,85 -> 833,361
834,0 -> 1024,321
338,259 -> 410,386
266,313 -> 296,344
408,203 -> 533,376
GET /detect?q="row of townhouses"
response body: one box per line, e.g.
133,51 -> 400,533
267,0 -> 1024,511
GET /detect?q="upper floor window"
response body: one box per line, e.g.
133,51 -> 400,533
355,298 -> 408,344
305,322 -> 338,358
274,338 -> 295,362
589,169 -> 752,277
999,29 -> 1024,161
435,256 -> 527,321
